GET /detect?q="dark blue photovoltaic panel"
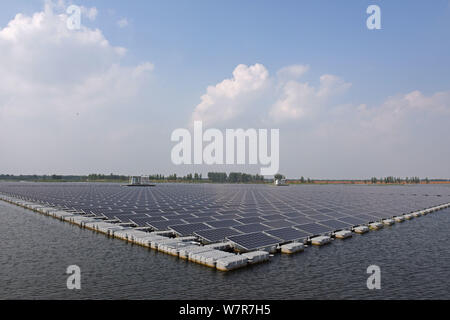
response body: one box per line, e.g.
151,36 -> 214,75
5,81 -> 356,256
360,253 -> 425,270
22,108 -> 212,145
319,219 -> 352,230
232,223 -> 271,233
206,219 -> 243,228
264,227 -> 308,242
148,219 -> 184,230
128,217 -> 157,226
194,227 -> 242,243
323,211 -> 349,219
182,216 -> 215,224
261,219 -> 294,229
1,182 -> 449,247
212,214 -> 243,220
339,216 -> 367,226
260,214 -> 287,221
281,211 -> 303,218
169,223 -> 212,236
236,211 -> 262,218
300,209 -> 318,215
227,232 -> 280,251
354,214 -> 380,222
293,223 -> 333,235
143,216 -> 171,222
308,214 -> 333,221
316,208 -> 333,213
132,209 -> 151,214
286,216 -> 316,225
237,217 -> 265,224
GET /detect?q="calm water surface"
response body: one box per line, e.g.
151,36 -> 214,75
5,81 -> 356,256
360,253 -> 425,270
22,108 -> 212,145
0,200 -> 449,300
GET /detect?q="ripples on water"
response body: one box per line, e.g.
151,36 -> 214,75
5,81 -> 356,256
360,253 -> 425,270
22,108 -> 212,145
0,201 -> 449,300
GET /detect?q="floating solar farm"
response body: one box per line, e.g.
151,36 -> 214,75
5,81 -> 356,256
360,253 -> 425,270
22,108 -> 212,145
1,183 -> 449,271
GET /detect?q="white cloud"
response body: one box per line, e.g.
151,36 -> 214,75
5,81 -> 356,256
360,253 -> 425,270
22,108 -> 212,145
276,64 -> 309,80
190,63 -> 450,177
0,2 -> 156,174
295,89 -> 450,178
191,63 -> 449,131
0,4 -> 152,118
191,63 -> 351,125
354,90 -> 450,134
270,73 -> 351,122
269,81 -> 317,121
117,18 -> 128,28
191,63 -> 269,126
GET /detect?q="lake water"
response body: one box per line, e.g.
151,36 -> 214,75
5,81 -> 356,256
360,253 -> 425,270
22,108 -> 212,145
1,199 -> 449,300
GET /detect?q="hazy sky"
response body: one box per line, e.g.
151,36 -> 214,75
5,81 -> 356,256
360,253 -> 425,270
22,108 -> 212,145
0,0 -> 449,179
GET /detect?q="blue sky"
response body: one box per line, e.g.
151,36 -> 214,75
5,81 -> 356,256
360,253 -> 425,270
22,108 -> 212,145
3,0 -> 449,106
0,0 -> 449,178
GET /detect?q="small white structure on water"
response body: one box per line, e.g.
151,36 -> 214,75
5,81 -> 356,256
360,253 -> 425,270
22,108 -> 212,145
281,242 -> 305,254
334,230 -> 352,239
127,176 -> 155,186
310,236 -> 331,246
274,178 -> 288,186
354,225 -> 370,234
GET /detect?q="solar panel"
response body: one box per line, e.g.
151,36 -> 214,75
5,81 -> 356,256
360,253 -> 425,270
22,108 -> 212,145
316,208 -> 333,213
319,219 -> 352,230
339,216 -> 367,226
260,214 -> 286,221
261,219 -> 294,229
354,214 -> 380,222
281,211 -> 303,218
128,217 -> 156,226
194,227 -> 242,243
132,209 -> 151,214
212,214 -> 243,220
237,211 -> 262,218
308,214 -> 333,221
237,217 -> 265,224
264,227 -> 308,242
322,211 -> 348,219
227,232 -> 280,251
206,219 -> 243,228
294,223 -> 333,235
286,216 -> 316,225
300,209 -> 318,215
182,216 -> 215,224
232,223 -> 271,233
169,223 -> 212,236
148,219 -> 184,230
143,216 -> 170,222
2,182 -> 450,254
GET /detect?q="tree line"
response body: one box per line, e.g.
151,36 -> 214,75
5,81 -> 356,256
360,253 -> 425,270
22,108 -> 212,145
207,172 -> 265,183
1,174 -> 445,184
368,176 -> 427,184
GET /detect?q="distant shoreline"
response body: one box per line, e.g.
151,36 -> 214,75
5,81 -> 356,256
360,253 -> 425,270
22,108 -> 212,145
1,179 -> 449,185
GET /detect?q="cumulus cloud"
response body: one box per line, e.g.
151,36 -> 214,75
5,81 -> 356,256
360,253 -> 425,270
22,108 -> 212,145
190,63 -> 450,177
354,90 -> 450,135
191,63 -> 449,130
294,89 -> 450,178
191,63 -> 269,126
0,3 -> 152,118
191,63 -> 351,125
270,73 -> 351,122
0,2 -> 156,174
